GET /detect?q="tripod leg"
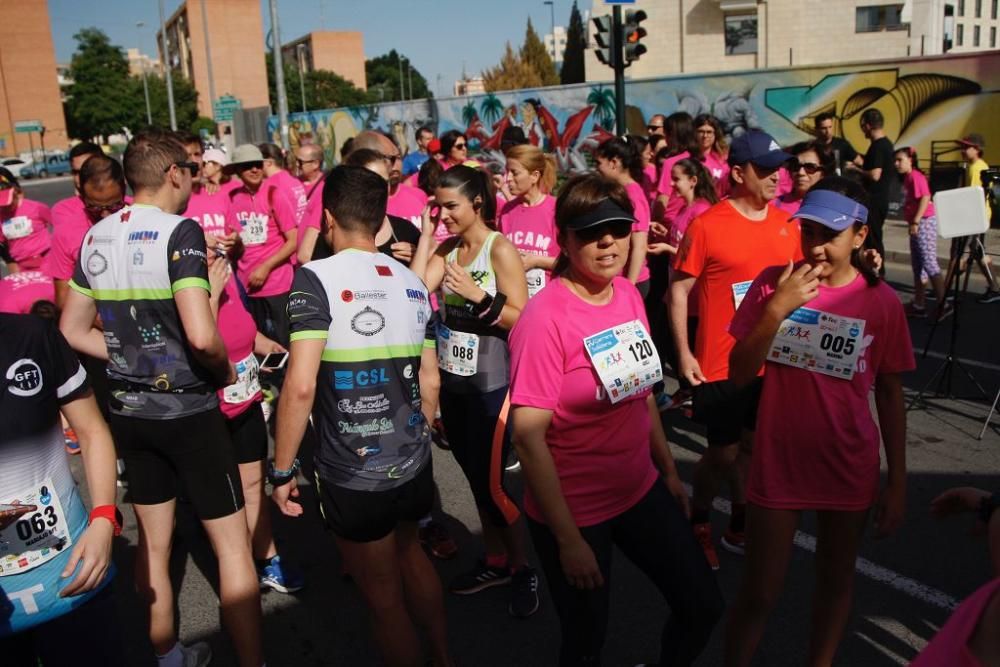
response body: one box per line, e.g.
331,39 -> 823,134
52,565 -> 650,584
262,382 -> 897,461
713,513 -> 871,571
973,238 -> 998,290
979,386 -> 1000,441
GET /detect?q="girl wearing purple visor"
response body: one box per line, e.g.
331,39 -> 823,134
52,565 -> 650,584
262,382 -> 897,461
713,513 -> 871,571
724,177 -> 914,666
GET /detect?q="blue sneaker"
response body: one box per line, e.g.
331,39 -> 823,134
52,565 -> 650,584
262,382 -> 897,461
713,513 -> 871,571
655,391 -> 671,412
259,555 -> 305,593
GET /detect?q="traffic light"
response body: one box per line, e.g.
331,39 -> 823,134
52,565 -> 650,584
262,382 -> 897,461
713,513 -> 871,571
592,14 -> 614,67
623,9 -> 648,64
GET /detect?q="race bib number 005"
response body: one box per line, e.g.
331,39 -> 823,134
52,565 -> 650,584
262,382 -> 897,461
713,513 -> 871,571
584,319 -> 662,404
768,307 -> 866,380
0,478 -> 73,577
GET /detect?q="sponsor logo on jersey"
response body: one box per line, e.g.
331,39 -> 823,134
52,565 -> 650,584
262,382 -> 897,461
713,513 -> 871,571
375,265 -> 393,277
127,230 -> 160,244
402,364 -> 413,379
86,251 -> 107,276
332,368 -> 390,390
132,248 -> 144,266
405,288 -> 426,303
337,394 -> 390,415
338,417 -> 395,437
351,306 -> 386,337
6,358 -> 43,397
341,290 -> 354,303
355,444 -> 382,457
343,289 -> 388,302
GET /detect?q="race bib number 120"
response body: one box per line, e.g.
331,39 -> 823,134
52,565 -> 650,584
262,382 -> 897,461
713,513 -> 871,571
583,319 -> 662,404
768,307 -> 866,380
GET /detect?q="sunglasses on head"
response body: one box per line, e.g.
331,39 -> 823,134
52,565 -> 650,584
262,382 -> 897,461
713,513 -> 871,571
84,200 -> 126,218
165,161 -> 200,177
574,219 -> 633,244
787,160 -> 822,175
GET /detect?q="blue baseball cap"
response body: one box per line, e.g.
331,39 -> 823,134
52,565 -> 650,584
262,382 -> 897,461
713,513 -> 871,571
727,130 -> 791,169
790,189 -> 869,231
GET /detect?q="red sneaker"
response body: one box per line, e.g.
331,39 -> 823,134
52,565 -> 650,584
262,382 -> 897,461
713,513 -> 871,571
693,523 -> 720,571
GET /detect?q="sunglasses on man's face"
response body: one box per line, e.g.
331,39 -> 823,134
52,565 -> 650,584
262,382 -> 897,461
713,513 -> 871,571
84,200 -> 126,219
165,161 -> 200,177
647,125 -> 664,132
787,160 -> 823,175
296,158 -> 319,166
574,220 -> 633,244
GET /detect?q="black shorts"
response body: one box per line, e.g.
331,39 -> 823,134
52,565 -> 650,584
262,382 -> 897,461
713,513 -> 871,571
247,292 -> 290,347
110,409 -> 245,520
315,461 -> 434,543
691,378 -> 763,447
226,402 -> 268,464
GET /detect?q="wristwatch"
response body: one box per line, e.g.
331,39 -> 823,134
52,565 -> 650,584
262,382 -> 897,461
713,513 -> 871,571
268,458 -> 301,487
977,491 -> 1000,524
88,505 -> 124,536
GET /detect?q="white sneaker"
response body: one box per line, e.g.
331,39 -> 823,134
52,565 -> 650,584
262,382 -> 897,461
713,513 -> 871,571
181,641 -> 213,667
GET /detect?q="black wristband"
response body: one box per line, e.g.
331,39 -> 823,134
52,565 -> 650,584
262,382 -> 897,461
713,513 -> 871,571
481,291 -> 506,324
268,458 -> 300,487
978,492 -> 1000,524
469,291 -> 494,316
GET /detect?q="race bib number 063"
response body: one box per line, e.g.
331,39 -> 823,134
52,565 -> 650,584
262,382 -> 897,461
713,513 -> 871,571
0,477 -> 73,577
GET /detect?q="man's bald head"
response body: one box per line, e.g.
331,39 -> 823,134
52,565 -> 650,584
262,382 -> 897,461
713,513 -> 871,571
349,131 -> 401,185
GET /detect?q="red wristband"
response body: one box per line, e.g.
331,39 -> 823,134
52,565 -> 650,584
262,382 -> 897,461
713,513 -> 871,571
88,505 -> 123,536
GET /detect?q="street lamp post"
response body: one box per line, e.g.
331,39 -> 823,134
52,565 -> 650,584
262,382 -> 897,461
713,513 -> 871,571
407,63 -> 413,100
158,0 -> 178,130
137,22 -> 152,125
397,54 -> 405,102
296,44 -> 308,113
268,0 -> 290,150
544,1 -> 556,62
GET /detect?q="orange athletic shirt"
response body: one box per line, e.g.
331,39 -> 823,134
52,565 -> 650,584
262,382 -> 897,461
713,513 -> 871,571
674,200 -> 803,382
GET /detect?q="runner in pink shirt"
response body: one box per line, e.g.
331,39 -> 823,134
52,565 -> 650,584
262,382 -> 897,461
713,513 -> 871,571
261,143 -> 308,225
771,141 -> 833,216
498,144 -> 560,298
44,154 -> 127,307
694,114 -> 731,198
387,183 -> 429,228
726,180 -> 911,666
509,173 -> 722,665
222,144 -> 298,345
293,143 -> 326,253
49,142 -> 105,231
895,146 -> 947,315
0,270 -> 55,313
0,169 -> 52,272
596,137 -> 652,295
654,113 -> 700,224
183,148 -> 234,241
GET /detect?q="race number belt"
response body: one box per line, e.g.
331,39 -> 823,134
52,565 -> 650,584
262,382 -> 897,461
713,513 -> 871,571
526,268 -> 546,298
0,478 -> 73,577
437,323 -> 479,376
583,319 -> 662,405
768,307 -> 866,380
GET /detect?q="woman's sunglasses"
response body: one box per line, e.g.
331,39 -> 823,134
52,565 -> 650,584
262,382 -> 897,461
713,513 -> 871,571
453,142 -> 467,150
787,160 -> 822,175
574,220 -> 632,244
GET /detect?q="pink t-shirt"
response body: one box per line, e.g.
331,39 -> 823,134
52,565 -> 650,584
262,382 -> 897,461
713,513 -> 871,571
1,199 -> 52,268
912,578 -> 1000,667
730,267 -> 915,510
216,275 -> 262,419
772,194 -> 803,215
667,198 -> 712,318
498,194 -> 559,298
655,151 -> 691,224
702,151 -> 731,198
298,179 -> 325,234
902,169 -> 936,221
509,277 -> 659,527
225,183 -> 297,297
268,170 -> 308,226
0,270 -> 55,314
184,186 -> 231,238
50,195 -> 86,229
776,167 -> 794,198
386,184 -> 428,229
642,164 -> 658,203
44,212 -> 91,281
624,182 -> 651,283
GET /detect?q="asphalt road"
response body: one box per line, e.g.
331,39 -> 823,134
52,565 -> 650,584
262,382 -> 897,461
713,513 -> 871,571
31,175 -> 1000,665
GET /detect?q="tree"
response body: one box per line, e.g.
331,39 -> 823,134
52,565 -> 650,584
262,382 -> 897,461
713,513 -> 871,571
482,43 -> 543,93
365,50 -> 431,102
520,17 -> 559,86
128,72 -> 200,132
65,28 -> 136,141
561,1 -> 587,85
266,53 -> 371,112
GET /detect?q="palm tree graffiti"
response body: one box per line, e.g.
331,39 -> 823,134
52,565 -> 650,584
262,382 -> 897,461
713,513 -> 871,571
587,86 -> 616,132
461,100 -> 478,127
480,93 -> 504,127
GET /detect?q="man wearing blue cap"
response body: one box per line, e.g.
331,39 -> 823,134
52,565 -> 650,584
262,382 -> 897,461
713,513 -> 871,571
669,129 -> 803,570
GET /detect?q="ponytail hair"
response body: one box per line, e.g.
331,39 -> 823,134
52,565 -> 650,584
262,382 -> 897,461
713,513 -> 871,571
895,146 -> 920,173
810,176 -> 880,287
504,143 -> 557,194
595,135 -> 645,183
672,158 -> 720,206
438,164 -> 497,228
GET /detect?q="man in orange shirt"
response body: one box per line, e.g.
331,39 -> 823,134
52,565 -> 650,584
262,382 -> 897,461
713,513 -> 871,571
670,130 -> 801,570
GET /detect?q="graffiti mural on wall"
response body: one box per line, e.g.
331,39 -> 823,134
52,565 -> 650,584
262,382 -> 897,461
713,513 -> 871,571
268,52 -> 999,174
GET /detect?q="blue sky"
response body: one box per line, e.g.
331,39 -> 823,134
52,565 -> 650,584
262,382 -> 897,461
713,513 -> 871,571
49,0 -> 578,98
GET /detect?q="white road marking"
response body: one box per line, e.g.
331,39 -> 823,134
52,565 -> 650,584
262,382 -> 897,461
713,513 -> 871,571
685,485 -> 961,612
